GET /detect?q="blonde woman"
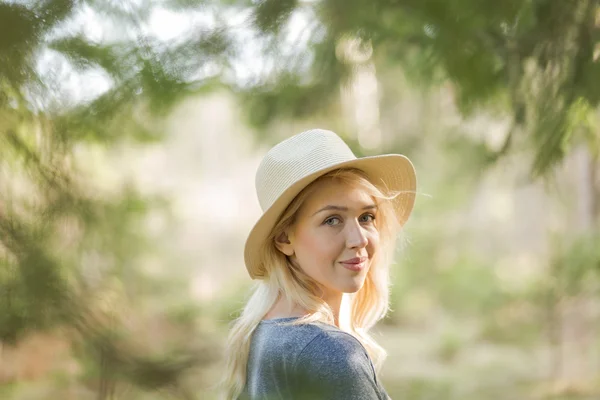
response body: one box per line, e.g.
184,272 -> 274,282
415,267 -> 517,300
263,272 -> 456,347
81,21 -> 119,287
222,129 -> 417,399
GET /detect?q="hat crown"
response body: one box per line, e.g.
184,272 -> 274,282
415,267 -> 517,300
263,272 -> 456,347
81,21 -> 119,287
255,129 -> 356,212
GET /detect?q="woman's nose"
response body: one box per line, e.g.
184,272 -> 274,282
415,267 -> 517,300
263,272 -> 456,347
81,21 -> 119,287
345,221 -> 368,249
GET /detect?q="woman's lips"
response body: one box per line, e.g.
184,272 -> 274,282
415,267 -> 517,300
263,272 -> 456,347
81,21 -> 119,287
339,258 -> 367,272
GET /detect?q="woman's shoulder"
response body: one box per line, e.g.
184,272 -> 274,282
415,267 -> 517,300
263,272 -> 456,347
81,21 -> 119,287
295,325 -> 370,368
254,318 -> 367,362
292,325 -> 384,399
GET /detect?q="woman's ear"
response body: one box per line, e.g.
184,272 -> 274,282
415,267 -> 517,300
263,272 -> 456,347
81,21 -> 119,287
274,231 -> 294,256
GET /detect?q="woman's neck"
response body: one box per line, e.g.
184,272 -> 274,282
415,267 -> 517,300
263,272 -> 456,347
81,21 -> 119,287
263,291 -> 343,327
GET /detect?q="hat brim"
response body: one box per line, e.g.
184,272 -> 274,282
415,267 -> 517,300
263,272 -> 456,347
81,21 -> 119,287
244,154 -> 417,279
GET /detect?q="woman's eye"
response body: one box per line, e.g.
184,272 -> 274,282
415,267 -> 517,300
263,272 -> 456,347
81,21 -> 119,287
360,213 -> 375,223
324,216 -> 341,226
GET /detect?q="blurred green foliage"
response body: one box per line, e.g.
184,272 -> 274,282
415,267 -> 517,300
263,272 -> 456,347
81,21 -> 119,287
234,0 -> 600,177
2,0 -> 600,399
0,0 -> 226,397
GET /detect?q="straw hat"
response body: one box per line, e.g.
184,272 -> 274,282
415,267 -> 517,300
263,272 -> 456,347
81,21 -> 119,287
244,129 -> 416,279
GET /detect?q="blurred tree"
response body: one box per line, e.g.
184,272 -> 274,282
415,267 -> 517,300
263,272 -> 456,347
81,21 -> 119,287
0,0 -> 229,396
233,0 -> 600,178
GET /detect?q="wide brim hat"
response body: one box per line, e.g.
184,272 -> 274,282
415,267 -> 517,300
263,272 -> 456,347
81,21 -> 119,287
244,129 -> 417,279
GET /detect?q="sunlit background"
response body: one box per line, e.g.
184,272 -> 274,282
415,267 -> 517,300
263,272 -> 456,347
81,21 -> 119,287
1,1 -> 600,399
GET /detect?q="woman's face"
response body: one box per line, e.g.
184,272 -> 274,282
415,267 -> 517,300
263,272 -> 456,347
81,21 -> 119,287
277,179 -> 380,300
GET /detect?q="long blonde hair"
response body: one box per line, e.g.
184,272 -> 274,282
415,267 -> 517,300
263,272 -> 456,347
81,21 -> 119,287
220,168 -> 404,399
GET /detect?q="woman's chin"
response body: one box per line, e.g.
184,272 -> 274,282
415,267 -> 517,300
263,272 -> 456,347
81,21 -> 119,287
340,278 -> 367,293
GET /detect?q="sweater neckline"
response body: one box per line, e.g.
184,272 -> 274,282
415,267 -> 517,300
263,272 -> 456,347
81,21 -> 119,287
259,316 -> 301,323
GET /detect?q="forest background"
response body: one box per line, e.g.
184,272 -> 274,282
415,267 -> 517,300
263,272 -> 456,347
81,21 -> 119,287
1,0 -> 600,399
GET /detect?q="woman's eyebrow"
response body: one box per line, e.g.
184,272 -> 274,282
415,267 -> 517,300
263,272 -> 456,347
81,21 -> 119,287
311,204 -> 377,216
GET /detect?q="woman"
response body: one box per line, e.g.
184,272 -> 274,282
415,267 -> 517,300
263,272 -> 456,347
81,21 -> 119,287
221,129 -> 417,399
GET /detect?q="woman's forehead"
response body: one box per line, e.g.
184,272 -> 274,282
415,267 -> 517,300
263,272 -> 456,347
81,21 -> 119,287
301,180 -> 375,213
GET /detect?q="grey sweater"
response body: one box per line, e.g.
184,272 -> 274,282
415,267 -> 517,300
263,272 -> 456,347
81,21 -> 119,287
240,317 -> 389,399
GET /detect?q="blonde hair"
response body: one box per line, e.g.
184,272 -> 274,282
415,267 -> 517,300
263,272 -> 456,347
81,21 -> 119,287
220,168 -> 404,399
